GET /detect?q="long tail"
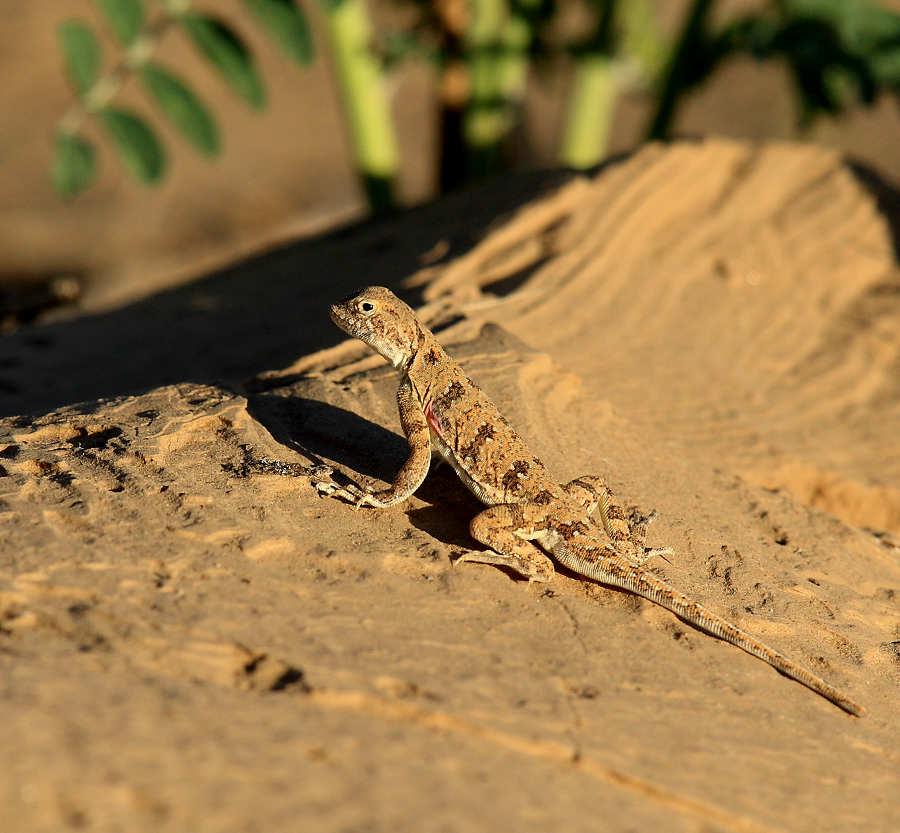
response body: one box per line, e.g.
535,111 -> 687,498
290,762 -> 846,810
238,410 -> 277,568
552,544 -> 864,716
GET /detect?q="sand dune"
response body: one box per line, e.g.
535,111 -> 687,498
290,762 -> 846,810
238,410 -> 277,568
1,139 -> 898,832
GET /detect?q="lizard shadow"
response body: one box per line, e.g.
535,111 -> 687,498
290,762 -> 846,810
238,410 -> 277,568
246,391 -> 406,483
246,390 -> 494,552
406,469 -> 489,552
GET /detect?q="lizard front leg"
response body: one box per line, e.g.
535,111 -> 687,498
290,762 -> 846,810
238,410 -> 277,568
345,376 -> 432,509
458,503 -> 556,582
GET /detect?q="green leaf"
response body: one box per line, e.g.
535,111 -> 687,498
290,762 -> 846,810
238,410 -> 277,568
140,62 -> 220,155
97,107 -> 166,183
58,20 -> 101,96
52,133 -> 97,198
780,0 -> 900,84
242,0 -> 314,65
96,0 -> 144,46
180,13 -> 266,109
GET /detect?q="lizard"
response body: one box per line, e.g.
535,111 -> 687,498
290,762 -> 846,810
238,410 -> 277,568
321,285 -> 864,716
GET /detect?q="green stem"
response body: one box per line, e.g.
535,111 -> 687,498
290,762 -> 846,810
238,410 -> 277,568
559,56 -> 617,169
463,0 -> 531,177
559,0 -> 618,170
321,0 -> 397,213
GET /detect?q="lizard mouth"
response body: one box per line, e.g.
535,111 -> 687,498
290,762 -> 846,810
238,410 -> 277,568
329,302 -> 370,345
329,303 -> 350,331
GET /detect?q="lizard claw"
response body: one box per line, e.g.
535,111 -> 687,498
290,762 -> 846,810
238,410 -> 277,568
308,465 -> 352,500
312,473 -> 374,508
313,481 -> 339,497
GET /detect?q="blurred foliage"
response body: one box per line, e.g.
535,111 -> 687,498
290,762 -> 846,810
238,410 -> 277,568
97,0 -> 145,45
648,0 -> 900,137
96,107 -> 167,182
54,0 -> 314,199
243,0 -> 315,64
53,0 -> 900,209
58,21 -> 103,96
180,13 -> 267,109
139,62 -> 220,154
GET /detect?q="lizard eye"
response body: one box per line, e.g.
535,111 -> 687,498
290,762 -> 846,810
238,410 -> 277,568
360,301 -> 375,313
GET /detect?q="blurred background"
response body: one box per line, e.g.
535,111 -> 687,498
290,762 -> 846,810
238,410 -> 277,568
3,0 -> 900,322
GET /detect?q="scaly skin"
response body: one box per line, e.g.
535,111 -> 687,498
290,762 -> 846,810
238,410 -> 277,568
325,286 -> 864,716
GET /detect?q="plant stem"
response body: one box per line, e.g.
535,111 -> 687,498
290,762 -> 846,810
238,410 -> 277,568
321,0 -> 397,213
463,0 -> 531,177
559,54 -> 617,169
558,1 -> 620,170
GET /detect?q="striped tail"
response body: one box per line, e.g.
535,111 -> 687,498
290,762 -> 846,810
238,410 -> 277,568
552,544 -> 864,716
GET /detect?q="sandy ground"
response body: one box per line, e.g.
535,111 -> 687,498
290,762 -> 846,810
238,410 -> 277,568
1,139 -> 899,832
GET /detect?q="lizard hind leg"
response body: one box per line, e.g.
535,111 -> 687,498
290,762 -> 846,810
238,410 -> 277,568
563,475 -> 637,547
626,506 -> 674,564
459,504 -> 556,583
564,475 -> 673,564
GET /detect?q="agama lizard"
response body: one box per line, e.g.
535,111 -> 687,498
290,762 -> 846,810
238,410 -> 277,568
323,286 -> 864,716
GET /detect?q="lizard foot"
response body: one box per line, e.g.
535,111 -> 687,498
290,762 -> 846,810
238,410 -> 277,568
310,469 -> 373,507
638,545 -> 675,566
454,549 -> 555,583
627,506 -> 672,560
352,489 -> 385,510
314,472 -> 398,510
628,506 -> 658,526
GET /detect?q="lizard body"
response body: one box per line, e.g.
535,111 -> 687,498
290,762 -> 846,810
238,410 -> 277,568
326,286 -> 864,716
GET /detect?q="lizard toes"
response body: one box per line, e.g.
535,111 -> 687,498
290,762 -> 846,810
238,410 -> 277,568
640,545 -> 674,566
452,552 -> 473,568
353,491 -> 380,510
313,481 -> 344,499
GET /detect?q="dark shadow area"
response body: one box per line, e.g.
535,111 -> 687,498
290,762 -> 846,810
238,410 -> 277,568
406,468 -> 488,551
247,387 -> 487,550
480,255 -> 555,299
0,270 -> 84,328
848,159 -> 900,261
246,392 -> 409,485
0,168 -> 575,419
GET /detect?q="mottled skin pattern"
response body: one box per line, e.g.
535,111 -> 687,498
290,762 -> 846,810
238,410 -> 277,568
326,287 -> 864,716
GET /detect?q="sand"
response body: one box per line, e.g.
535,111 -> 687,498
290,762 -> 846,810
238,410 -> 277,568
1,139 -> 898,832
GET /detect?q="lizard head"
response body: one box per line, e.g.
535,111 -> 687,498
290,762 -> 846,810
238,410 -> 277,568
330,286 -> 422,369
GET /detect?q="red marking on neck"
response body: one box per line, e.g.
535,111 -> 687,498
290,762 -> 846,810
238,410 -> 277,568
423,399 -> 444,438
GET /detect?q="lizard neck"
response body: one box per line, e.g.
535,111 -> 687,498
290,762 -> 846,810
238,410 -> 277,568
402,325 -> 437,373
